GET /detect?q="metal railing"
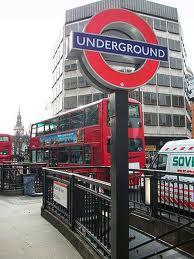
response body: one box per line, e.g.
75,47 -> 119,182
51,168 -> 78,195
0,162 -> 46,194
129,221 -> 194,258
128,168 -> 194,225
42,167 -> 194,258
42,167 -> 111,257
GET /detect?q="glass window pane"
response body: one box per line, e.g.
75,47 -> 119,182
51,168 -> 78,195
70,112 -> 84,129
172,95 -> 184,107
128,139 -> 143,152
32,150 -> 36,163
37,122 -> 44,135
50,119 -> 58,132
159,114 -> 172,126
144,113 -> 158,126
58,148 -> 69,163
85,146 -> 91,164
157,74 -> 170,87
0,136 -> 9,142
59,115 -> 70,131
78,94 -> 92,106
143,92 -> 157,105
158,94 -> 171,106
70,146 -> 83,164
128,104 -> 141,128
173,115 -> 185,127
37,150 -> 44,162
171,76 -> 183,88
85,105 -> 98,126
64,96 -> 77,109
167,22 -> 179,34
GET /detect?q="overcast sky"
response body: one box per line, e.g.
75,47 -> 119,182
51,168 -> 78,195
0,0 -> 193,135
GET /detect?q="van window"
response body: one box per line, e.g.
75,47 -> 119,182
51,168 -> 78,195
152,154 -> 167,170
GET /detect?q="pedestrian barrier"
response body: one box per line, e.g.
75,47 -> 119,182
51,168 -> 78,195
41,167 -> 194,258
0,163 -> 46,195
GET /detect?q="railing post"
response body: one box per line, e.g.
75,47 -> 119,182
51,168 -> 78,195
150,171 -> 158,218
42,169 -> 47,210
70,175 -> 76,230
1,165 -> 5,191
0,166 -> 3,191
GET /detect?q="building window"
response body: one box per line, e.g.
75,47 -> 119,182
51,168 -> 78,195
64,64 -> 71,72
154,19 -> 167,31
64,63 -> 77,72
148,75 -> 156,85
160,61 -> 169,68
172,95 -> 184,108
171,76 -> 183,88
157,37 -> 168,47
141,15 -> 153,28
93,93 -> 105,101
167,22 -> 180,34
144,113 -> 158,126
168,39 -> 181,52
64,96 -> 77,109
158,93 -> 171,106
173,115 -> 185,127
78,76 -> 89,88
143,92 -> 157,105
159,114 -> 172,126
78,94 -> 92,106
64,77 -> 77,90
157,74 -> 170,87
128,90 -> 142,102
170,57 -> 183,70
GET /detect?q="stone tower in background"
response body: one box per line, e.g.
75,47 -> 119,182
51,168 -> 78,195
13,107 -> 29,161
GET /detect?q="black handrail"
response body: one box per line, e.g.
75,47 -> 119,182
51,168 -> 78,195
129,220 -> 194,251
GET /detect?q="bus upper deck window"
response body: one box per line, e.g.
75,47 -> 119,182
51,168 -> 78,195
71,111 -> 84,129
50,119 -> 58,132
31,125 -> 36,137
37,123 -> 44,135
59,115 -> 69,131
85,105 -> 98,126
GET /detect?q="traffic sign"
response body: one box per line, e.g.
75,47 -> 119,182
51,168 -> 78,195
67,8 -> 168,92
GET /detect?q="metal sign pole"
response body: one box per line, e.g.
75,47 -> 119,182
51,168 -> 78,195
110,91 -> 129,259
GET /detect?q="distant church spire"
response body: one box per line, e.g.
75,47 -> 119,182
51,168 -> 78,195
14,106 -> 24,135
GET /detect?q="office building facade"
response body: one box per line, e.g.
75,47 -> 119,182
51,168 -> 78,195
51,0 -> 191,152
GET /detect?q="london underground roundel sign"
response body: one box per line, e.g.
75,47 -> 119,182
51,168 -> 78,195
67,8 -> 168,92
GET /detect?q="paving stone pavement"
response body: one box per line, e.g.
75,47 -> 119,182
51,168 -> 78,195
0,195 -> 82,259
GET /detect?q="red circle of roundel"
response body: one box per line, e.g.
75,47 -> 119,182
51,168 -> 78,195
83,8 -> 159,90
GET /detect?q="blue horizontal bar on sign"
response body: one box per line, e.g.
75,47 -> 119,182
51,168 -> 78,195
72,31 -> 168,62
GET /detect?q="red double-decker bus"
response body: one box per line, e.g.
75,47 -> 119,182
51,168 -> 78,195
29,98 -> 146,182
0,134 -> 13,163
